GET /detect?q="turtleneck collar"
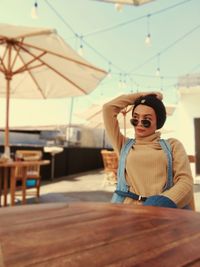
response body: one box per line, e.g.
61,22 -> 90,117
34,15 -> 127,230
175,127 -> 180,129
135,131 -> 161,144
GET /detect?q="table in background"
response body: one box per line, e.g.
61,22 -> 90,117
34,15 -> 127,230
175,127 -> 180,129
0,202 -> 200,266
0,160 -> 50,206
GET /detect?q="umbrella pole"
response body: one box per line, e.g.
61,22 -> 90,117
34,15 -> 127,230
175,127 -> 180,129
4,75 -> 11,159
67,97 -> 74,145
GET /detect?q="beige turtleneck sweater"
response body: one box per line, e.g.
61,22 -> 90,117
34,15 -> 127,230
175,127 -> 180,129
103,93 -> 194,209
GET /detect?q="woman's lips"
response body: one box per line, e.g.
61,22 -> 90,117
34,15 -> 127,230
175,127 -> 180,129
136,127 -> 145,133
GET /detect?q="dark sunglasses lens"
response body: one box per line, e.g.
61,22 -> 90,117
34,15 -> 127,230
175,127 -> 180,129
142,119 -> 151,128
130,118 -> 139,126
130,118 -> 151,128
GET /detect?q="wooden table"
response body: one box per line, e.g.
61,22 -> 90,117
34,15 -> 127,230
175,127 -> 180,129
0,160 -> 50,206
0,202 -> 200,266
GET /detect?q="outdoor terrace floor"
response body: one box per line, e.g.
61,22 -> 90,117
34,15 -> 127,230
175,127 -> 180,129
7,169 -> 200,212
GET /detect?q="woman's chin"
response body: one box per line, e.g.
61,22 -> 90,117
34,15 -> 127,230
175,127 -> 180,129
135,129 -> 146,137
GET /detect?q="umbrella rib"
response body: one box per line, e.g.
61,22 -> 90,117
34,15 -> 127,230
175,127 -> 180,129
0,28 -> 107,157
1,37 -> 107,96
13,45 -> 46,75
8,29 -> 55,40
0,38 -> 19,72
22,41 -> 107,74
87,110 -> 102,120
14,42 -> 89,94
11,40 -> 44,74
0,59 -> 5,73
94,122 -> 103,128
13,42 -> 88,95
16,51 -> 46,98
0,45 -> 9,73
10,39 -> 23,71
0,38 -> 45,76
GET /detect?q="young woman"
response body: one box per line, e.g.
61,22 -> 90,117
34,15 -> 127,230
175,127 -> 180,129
103,92 -> 194,209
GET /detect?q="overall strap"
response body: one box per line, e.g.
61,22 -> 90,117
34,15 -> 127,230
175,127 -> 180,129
159,139 -> 173,190
111,138 -> 135,203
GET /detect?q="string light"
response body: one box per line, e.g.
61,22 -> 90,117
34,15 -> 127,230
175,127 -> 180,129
145,34 -> 151,45
107,62 -> 112,78
82,0 -> 193,38
45,0 -> 199,93
160,76 -> 164,91
78,36 -> 84,56
156,54 -> 161,77
31,1 -> 38,19
156,67 -> 160,76
145,14 -> 151,46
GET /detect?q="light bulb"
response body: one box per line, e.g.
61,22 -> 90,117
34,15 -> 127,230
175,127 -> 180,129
145,34 -> 151,45
78,44 -> 84,56
156,67 -> 160,77
107,71 -> 112,78
115,3 -> 123,12
31,2 -> 38,19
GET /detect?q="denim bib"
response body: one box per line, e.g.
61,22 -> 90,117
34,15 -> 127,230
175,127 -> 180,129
111,138 -> 173,203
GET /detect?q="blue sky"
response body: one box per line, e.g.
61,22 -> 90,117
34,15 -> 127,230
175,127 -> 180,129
0,0 -> 199,127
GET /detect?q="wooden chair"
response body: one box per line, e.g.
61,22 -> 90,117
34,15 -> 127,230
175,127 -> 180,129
101,150 -> 118,184
14,150 -> 43,204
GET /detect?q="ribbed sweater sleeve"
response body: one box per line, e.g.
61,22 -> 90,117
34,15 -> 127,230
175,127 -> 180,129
161,138 -> 194,208
102,93 -> 143,154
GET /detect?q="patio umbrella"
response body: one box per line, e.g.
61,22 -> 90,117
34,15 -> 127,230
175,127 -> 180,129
0,23 -> 107,158
92,0 -> 155,6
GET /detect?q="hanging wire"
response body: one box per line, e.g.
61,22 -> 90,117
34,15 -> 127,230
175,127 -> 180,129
45,0 -> 77,36
31,0 -> 39,19
188,63 -> 200,73
145,14 -> 151,46
44,0 -> 199,87
82,0 -> 194,38
128,23 -> 200,74
44,0 -> 125,74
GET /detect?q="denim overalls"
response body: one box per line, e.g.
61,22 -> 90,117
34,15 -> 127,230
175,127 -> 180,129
111,138 -> 173,203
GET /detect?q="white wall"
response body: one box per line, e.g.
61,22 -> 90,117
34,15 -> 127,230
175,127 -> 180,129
161,91 -> 200,151
163,91 -> 200,178
171,93 -> 200,155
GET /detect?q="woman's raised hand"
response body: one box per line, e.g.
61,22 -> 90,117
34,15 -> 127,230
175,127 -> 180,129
142,91 -> 163,100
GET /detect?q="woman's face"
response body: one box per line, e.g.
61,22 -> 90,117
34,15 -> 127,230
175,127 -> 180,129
132,104 -> 157,138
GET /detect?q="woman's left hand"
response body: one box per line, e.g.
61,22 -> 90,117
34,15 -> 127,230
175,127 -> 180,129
143,91 -> 163,100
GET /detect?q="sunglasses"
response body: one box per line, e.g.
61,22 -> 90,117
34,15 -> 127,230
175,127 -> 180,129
130,118 -> 151,128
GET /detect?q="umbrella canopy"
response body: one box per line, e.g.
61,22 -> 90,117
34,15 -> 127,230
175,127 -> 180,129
78,102 -> 176,133
81,104 -> 104,128
92,0 -> 155,6
0,23 -> 107,158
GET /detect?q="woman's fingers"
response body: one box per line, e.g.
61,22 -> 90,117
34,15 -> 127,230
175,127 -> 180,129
142,91 -> 163,100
